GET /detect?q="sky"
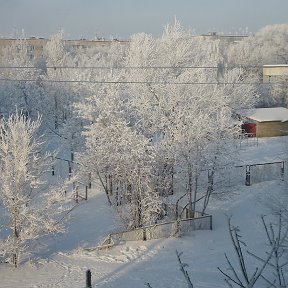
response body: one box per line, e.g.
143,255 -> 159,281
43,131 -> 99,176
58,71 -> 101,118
0,0 -> 287,40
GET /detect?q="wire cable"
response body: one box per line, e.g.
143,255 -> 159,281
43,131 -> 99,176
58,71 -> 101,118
0,78 -> 284,85
0,65 -> 268,70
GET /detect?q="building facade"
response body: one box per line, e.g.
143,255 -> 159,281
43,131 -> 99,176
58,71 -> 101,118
0,37 -> 129,59
263,64 -> 288,82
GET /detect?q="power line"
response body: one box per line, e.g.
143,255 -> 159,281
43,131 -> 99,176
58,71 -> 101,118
0,65 -> 265,70
0,78 -> 283,85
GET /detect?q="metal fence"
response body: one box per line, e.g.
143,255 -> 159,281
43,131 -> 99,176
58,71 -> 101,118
213,165 -> 246,189
170,160 -> 285,196
249,161 -> 285,185
109,214 -> 212,242
210,161 -> 285,189
238,133 -> 258,148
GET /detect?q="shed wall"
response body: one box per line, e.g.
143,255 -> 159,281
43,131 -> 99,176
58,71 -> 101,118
256,121 -> 288,137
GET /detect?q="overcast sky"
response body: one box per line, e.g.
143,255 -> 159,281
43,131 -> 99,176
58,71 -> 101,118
0,0 -> 287,39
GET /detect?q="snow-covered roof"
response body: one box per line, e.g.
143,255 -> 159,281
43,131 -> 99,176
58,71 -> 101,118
239,107 -> 288,122
263,64 -> 288,68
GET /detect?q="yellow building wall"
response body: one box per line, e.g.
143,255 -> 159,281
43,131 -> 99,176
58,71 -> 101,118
263,65 -> 288,82
256,121 -> 288,137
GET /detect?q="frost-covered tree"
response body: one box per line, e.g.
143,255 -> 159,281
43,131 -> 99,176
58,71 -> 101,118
227,24 -> 288,107
227,24 -> 288,68
41,30 -> 77,130
253,24 -> 288,65
77,84 -> 163,228
43,30 -> 67,67
0,112 -> 72,267
76,20 -> 258,227
0,39 -> 43,118
267,75 -> 288,107
125,21 -> 256,216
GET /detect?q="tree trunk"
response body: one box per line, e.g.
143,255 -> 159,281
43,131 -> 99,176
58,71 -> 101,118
54,94 -> 58,129
187,164 -> 193,218
192,175 -> 198,218
12,201 -> 19,267
97,170 -> 112,205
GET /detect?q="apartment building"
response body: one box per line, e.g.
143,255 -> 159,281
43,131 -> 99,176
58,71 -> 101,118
0,37 -> 129,59
263,64 -> 288,82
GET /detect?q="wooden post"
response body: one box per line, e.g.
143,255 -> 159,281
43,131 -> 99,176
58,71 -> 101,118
86,269 -> 92,288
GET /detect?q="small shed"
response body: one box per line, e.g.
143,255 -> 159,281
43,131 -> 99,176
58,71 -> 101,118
239,107 -> 288,138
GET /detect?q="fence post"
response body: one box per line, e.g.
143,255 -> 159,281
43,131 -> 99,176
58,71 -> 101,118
281,161 -> 285,180
185,208 -> 189,219
86,269 -> 92,288
245,165 -> 251,186
209,215 -> 213,230
208,170 -> 214,191
88,172 -> 92,189
68,161 -> 72,180
143,227 -> 147,241
73,182 -> 78,203
175,219 -> 181,236
76,186 -> 79,203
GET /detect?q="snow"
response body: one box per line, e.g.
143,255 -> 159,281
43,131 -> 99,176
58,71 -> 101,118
0,136 -> 287,288
263,64 -> 288,67
240,107 -> 288,122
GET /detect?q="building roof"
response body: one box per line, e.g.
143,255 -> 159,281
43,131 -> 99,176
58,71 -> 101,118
263,64 -> 288,68
240,107 -> 288,122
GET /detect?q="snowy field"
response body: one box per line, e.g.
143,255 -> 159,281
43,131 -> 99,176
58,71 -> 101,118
0,136 -> 287,288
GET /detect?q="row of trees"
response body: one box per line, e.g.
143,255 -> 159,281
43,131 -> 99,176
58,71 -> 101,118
0,22 -> 287,250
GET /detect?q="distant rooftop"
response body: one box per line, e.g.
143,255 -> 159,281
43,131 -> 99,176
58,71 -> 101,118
201,32 -> 249,38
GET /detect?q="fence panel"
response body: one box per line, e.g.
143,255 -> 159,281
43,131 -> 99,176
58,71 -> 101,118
146,221 -> 179,240
213,166 -> 246,189
250,162 -> 284,184
180,215 -> 212,233
110,215 -> 212,242
112,228 -> 145,241
210,161 -> 285,189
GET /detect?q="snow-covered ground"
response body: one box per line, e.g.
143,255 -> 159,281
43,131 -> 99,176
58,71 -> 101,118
0,136 -> 287,288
